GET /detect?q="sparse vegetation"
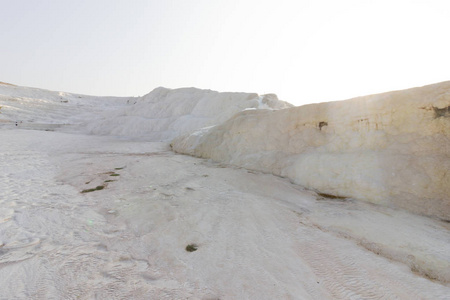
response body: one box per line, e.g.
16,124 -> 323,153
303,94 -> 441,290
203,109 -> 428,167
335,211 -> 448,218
185,244 -> 198,252
83,168 -> 121,191
81,185 -> 105,193
317,192 -> 347,200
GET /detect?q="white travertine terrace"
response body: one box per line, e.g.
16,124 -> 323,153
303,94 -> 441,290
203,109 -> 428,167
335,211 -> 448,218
1,81 -> 449,298
173,81 -> 450,220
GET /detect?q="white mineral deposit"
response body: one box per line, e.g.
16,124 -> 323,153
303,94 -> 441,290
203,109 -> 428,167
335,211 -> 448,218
0,81 -> 449,299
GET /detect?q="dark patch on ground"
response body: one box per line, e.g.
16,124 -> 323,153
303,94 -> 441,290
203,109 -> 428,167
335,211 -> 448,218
185,244 -> 198,252
433,106 -> 450,118
318,121 -> 328,130
317,192 -> 348,200
81,185 -> 105,193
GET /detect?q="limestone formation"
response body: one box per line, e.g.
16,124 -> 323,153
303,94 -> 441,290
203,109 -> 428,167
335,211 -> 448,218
173,82 -> 450,220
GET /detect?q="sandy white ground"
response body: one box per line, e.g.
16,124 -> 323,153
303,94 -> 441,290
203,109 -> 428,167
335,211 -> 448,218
0,83 -> 449,299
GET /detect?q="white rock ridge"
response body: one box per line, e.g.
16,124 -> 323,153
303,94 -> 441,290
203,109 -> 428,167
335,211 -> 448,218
83,87 -> 292,140
172,81 -> 450,220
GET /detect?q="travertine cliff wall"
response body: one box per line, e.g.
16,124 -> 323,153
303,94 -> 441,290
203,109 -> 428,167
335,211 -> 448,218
173,82 -> 450,220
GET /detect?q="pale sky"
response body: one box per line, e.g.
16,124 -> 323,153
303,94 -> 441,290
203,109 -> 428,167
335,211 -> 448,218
1,0 -> 449,106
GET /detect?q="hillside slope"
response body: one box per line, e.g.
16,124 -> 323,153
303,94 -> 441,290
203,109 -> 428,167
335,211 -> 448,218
0,83 -> 291,140
82,87 -> 292,140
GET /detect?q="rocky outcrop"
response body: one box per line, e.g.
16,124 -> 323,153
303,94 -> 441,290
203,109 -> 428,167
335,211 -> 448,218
173,82 -> 450,220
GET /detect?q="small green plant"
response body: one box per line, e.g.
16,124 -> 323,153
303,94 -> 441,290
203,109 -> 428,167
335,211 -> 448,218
110,173 -> 120,177
104,180 -> 115,183
81,185 -> 105,193
185,244 -> 198,252
115,167 -> 124,170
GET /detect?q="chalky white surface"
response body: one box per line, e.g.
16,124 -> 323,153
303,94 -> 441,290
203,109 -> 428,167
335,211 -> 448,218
0,82 -> 448,299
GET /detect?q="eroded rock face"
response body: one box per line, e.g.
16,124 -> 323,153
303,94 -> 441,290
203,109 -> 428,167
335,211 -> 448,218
173,81 -> 450,220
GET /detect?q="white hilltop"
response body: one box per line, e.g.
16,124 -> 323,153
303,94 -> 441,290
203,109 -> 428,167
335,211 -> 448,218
82,87 -> 292,140
0,81 -> 449,299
